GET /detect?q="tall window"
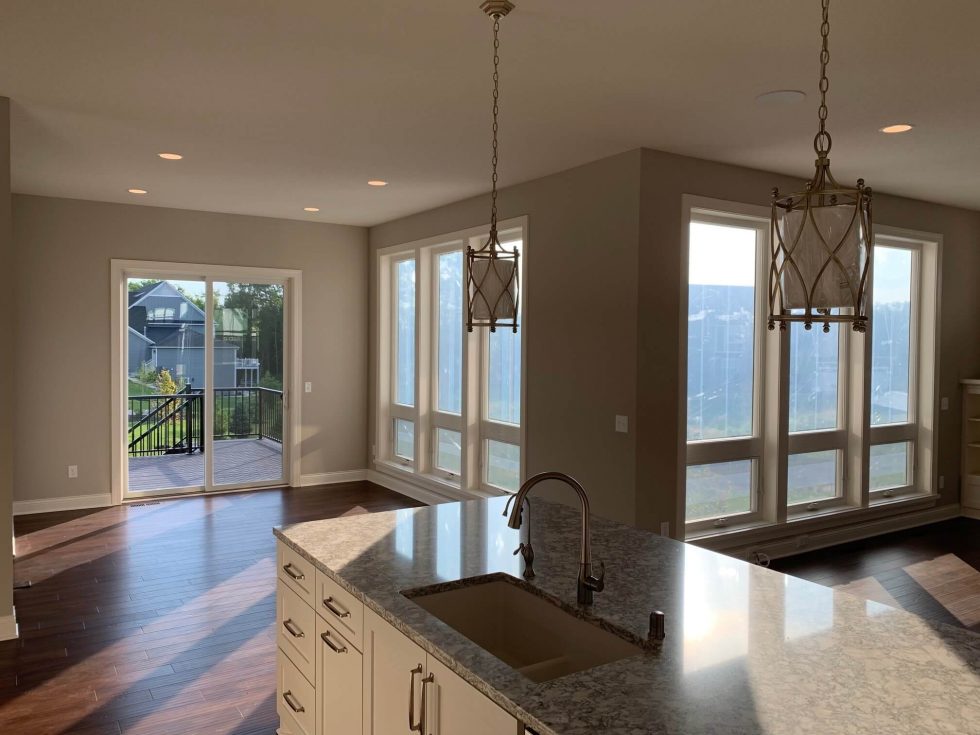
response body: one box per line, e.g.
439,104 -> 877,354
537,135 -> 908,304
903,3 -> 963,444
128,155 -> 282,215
683,200 -> 938,535
685,216 -> 765,527
378,221 -> 526,496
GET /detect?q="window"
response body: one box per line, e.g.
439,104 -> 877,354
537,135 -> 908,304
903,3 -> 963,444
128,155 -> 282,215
683,198 -> 939,535
377,220 -> 526,495
685,212 -> 767,529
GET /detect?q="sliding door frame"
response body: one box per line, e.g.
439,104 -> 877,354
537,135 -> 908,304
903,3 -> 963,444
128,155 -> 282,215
110,260 -> 303,504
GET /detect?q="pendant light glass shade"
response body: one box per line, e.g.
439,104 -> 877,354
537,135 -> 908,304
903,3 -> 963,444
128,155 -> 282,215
768,0 -> 872,333
466,0 -> 520,333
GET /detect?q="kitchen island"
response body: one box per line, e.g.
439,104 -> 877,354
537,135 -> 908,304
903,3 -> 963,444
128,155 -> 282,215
274,495 -> 980,735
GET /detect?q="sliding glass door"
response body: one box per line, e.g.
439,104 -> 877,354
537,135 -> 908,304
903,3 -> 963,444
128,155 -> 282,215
123,270 -> 289,497
210,280 -> 285,488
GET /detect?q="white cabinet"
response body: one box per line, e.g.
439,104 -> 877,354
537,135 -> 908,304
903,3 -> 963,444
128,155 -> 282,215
316,616 -> 363,735
425,652 -> 521,735
363,607 -> 520,735
276,541 -> 520,735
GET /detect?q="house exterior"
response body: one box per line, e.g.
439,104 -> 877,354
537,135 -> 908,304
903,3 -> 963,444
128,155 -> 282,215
128,281 -> 258,390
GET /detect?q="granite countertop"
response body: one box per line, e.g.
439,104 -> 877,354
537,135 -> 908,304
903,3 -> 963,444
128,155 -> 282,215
274,495 -> 980,735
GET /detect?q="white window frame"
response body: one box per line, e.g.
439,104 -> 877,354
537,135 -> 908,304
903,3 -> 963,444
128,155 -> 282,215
376,217 -> 528,499
683,204 -> 769,533
681,196 -> 941,540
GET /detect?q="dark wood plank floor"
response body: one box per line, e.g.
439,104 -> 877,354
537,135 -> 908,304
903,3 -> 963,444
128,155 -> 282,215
772,517 -> 980,633
0,483 -> 420,735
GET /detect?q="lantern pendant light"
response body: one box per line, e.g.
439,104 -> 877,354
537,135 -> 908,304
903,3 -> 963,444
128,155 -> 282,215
769,0 -> 872,334
466,0 -> 520,333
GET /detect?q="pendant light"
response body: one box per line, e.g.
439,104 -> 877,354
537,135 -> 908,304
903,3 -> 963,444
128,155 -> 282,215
769,0 -> 872,334
466,0 -> 520,333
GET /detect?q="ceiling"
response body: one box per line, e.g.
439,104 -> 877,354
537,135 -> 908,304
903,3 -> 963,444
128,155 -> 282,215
1,1 -> 978,227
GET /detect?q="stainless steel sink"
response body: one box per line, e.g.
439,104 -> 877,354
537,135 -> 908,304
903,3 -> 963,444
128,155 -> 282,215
403,574 -> 644,682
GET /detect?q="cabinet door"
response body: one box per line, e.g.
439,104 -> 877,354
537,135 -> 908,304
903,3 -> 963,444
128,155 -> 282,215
364,608 -> 427,735
316,616 -> 363,735
424,654 -> 520,735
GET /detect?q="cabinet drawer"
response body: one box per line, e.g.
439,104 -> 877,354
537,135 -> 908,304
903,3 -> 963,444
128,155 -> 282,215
278,649 -> 316,735
278,541 -> 316,608
316,616 -> 363,735
316,569 -> 363,651
277,581 -> 316,684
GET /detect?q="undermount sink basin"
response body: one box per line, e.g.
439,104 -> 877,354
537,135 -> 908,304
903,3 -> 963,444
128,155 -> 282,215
403,574 -> 645,682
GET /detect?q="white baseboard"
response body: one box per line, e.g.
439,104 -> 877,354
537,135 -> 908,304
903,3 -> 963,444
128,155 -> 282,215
723,503 -> 962,562
962,506 -> 980,520
366,469 -> 456,506
13,493 -> 112,516
298,470 -> 368,487
0,608 -> 18,641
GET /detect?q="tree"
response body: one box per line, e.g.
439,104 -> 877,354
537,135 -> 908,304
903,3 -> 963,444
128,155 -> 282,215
136,361 -> 158,387
229,404 -> 252,436
156,368 -> 178,395
221,284 -> 285,385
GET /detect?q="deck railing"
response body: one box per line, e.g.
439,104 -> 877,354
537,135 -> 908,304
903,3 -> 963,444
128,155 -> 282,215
128,387 -> 283,457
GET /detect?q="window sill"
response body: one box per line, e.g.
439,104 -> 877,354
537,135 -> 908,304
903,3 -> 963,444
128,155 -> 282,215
372,460 -> 503,503
686,492 -> 941,552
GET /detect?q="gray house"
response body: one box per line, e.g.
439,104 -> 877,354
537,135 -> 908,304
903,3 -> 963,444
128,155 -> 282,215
128,281 -> 258,389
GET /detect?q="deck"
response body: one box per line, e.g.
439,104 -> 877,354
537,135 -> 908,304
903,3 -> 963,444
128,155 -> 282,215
128,437 -> 283,492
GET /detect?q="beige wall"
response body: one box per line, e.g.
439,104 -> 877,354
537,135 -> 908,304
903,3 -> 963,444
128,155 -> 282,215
369,152 -> 642,524
635,148 -> 980,531
0,98 -> 14,622
12,195 -> 369,503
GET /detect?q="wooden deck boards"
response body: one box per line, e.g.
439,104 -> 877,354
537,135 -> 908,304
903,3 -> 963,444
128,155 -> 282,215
128,439 -> 283,492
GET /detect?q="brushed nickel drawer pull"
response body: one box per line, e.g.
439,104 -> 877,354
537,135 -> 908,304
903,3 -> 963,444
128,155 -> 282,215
283,618 -> 305,638
322,596 -> 351,619
320,630 -> 348,654
408,663 -> 423,732
282,689 -> 305,713
282,562 -> 305,581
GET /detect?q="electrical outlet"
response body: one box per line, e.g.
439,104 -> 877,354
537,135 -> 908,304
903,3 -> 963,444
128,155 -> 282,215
941,396 -> 949,411
659,521 -> 670,537
939,475 -> 945,489
615,415 -> 629,433
67,465 -> 78,479
304,382 -> 312,393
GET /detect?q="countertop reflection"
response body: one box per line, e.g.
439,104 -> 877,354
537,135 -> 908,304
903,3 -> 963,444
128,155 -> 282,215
276,495 -> 980,735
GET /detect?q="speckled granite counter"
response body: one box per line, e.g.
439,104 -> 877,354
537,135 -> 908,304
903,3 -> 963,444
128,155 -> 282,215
274,496 -> 980,735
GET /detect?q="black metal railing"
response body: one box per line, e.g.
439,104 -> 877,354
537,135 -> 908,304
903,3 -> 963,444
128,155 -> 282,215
128,387 -> 283,457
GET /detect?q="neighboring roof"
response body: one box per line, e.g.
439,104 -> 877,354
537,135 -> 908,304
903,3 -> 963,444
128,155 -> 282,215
128,281 -> 164,307
128,326 -> 154,344
129,281 -> 207,321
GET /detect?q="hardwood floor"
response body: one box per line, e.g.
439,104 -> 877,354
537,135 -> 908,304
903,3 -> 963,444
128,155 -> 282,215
0,483 -> 420,735
772,517 -> 980,633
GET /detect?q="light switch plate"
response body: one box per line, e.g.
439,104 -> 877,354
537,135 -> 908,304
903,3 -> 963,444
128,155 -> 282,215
940,396 -> 949,410
304,382 -> 312,393
67,465 -> 78,479
615,415 -> 629,433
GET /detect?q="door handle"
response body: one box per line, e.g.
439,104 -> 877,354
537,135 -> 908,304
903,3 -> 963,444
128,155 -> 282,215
408,664 -> 423,732
282,618 -> 304,638
320,630 -> 348,654
282,562 -> 305,581
420,673 -> 434,735
282,689 -> 305,714
322,596 -> 351,619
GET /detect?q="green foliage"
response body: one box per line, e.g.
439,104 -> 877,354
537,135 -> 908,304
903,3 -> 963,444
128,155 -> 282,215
136,361 -> 158,385
156,368 -> 178,395
128,279 -> 159,292
229,404 -> 252,436
260,372 -> 283,391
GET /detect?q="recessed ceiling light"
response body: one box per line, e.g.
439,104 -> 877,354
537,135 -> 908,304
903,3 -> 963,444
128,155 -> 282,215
303,207 -> 320,212
157,152 -> 183,160
880,123 -> 914,134
367,180 -> 388,187
755,89 -> 806,106
128,188 -> 148,195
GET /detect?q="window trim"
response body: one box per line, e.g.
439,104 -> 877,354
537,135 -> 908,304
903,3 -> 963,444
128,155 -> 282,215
680,196 -> 942,539
375,217 -> 528,500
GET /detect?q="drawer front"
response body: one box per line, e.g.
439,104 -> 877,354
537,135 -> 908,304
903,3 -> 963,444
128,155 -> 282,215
278,649 -> 316,735
277,581 -> 317,683
316,616 -> 363,735
316,569 -> 364,651
278,541 -> 316,608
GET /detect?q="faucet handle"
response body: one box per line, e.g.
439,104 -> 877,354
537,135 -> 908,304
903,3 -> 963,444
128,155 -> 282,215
585,560 -> 605,592
513,542 -> 535,579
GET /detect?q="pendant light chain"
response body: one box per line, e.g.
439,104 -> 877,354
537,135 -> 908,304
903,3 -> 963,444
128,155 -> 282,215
489,15 -> 501,240
814,0 -> 831,156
